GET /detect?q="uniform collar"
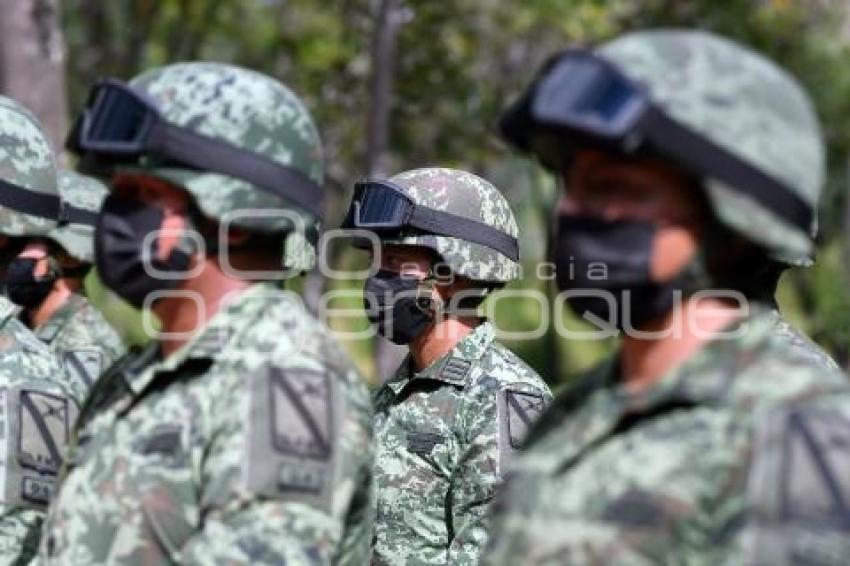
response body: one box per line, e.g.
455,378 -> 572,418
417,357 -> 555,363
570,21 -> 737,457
0,295 -> 20,328
33,293 -> 86,344
620,303 -> 778,409
125,282 -> 281,395
385,320 -> 495,395
539,303 -> 780,471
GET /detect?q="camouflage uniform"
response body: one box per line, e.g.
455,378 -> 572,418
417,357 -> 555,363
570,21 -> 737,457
483,303 -> 850,564
769,309 -> 839,372
483,30 -> 850,565
32,170 -> 125,392
373,321 -> 551,564
40,283 -> 373,564
38,63 -> 374,564
0,98 -> 81,564
33,293 -> 125,392
348,168 -> 551,564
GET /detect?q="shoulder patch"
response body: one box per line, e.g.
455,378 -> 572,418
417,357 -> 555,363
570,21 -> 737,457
498,388 -> 549,469
747,406 -> 850,563
64,349 -> 106,390
19,390 -> 71,474
269,367 -> 332,460
246,366 -> 338,511
0,387 -> 79,509
504,390 -> 548,448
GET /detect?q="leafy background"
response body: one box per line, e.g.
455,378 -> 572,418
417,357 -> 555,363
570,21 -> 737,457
45,0 -> 850,387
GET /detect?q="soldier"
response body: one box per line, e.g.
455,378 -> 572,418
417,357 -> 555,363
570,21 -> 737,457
38,63 -> 373,564
7,169 -> 125,392
343,167 -> 552,564
0,97 -> 82,562
482,30 -> 850,563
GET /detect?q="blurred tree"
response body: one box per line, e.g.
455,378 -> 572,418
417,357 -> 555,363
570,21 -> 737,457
56,0 -> 850,384
367,0 -> 410,381
0,0 -> 68,153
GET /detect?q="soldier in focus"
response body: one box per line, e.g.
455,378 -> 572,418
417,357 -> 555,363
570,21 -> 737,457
0,97 -> 82,563
38,62 -> 373,564
343,167 -> 552,564
8,169 -> 125,393
483,30 -> 850,564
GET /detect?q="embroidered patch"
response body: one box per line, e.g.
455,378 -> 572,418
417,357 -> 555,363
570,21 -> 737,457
440,358 -> 472,382
269,368 -> 332,460
18,390 -> 71,475
21,476 -> 53,505
504,390 -> 547,449
133,424 -> 183,457
246,366 -> 337,511
407,431 -> 444,455
747,407 -> 850,563
64,350 -> 105,389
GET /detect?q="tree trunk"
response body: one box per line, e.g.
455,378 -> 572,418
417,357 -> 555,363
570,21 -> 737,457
0,0 -> 68,156
367,0 -> 407,383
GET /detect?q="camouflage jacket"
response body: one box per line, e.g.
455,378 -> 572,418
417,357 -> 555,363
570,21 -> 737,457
482,303 -> 850,565
31,293 -> 125,394
0,296 -> 80,565
372,321 -> 551,565
38,283 -> 374,565
769,308 -> 839,371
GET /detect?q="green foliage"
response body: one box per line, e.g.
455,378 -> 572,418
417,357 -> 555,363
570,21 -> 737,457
63,0 -> 850,385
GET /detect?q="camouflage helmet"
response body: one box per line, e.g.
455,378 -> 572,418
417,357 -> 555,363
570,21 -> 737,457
120,62 -> 325,271
370,168 -> 520,283
0,96 -> 59,238
597,30 -> 824,266
46,170 -> 107,263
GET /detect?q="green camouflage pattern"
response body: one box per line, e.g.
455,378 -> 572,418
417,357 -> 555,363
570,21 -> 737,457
0,96 -> 59,237
47,170 -> 108,263
0,295 -> 81,564
372,321 -> 551,564
33,293 -> 126,394
379,168 -> 521,283
123,62 -> 324,270
768,308 -> 839,372
599,30 -> 824,266
482,303 -> 850,565
39,283 -> 373,564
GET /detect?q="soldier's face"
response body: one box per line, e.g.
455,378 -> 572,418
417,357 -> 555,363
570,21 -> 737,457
560,149 -> 708,282
111,174 -> 193,262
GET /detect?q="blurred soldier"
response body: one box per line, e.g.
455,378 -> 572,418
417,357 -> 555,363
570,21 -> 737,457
7,169 -> 125,392
343,167 -> 552,564
39,63 -> 373,564
0,97 -> 82,563
482,30 -> 850,563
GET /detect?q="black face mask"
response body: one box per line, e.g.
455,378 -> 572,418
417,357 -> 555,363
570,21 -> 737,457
553,215 -> 681,330
0,239 -> 25,271
95,193 -> 193,309
4,257 -> 56,308
364,269 -> 434,345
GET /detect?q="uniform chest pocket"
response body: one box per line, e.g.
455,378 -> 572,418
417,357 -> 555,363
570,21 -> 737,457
407,431 -> 446,456
130,421 -> 198,559
405,430 -> 457,483
391,384 -> 461,476
132,424 -> 185,462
